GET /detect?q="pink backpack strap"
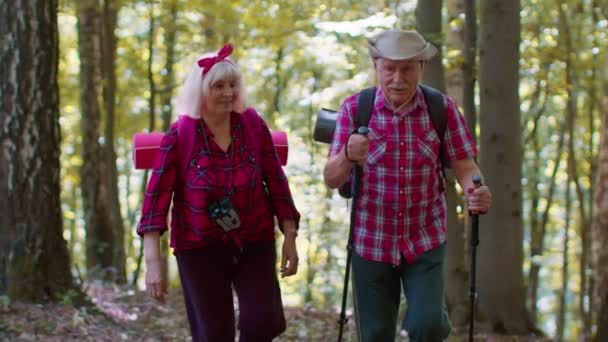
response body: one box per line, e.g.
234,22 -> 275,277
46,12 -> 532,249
177,115 -> 196,179
240,108 -> 264,162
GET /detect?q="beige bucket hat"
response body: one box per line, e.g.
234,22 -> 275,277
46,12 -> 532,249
367,29 -> 437,61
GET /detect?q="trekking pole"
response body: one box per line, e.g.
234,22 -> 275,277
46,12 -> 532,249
468,175 -> 482,342
338,126 -> 369,342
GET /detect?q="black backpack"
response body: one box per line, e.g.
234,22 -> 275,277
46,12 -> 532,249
339,84 -> 447,198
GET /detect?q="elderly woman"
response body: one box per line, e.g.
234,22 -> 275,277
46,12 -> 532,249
137,44 -> 300,342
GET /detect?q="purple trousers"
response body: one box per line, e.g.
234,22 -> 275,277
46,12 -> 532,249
175,240 -> 286,342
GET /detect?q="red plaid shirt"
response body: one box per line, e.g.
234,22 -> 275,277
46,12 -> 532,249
329,87 -> 477,265
138,111 -> 300,251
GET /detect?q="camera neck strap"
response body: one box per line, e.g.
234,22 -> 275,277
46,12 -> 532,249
199,119 -> 236,198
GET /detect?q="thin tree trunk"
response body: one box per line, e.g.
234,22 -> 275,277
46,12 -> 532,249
160,0 -> 178,131
133,0 -> 158,286
0,0 -> 75,301
159,0 -> 179,290
101,0 -> 126,284
463,0 -> 477,142
556,178 -> 572,341
558,3 -> 592,336
77,0 -> 116,280
270,46 -> 285,126
592,55 -> 608,342
528,116 -> 566,326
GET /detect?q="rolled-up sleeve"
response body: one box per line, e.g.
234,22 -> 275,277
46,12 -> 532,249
137,126 -> 178,236
443,96 -> 478,162
328,96 -> 356,158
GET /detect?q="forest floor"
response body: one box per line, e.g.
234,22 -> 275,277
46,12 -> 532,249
0,282 -> 549,341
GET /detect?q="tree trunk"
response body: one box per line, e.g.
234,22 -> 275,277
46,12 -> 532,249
418,0 -> 468,328
528,116 -> 565,327
592,56 -> 608,342
101,0 -> 126,284
463,0 -> 477,142
416,0 -> 446,90
0,0 -> 75,301
556,176 -> 572,341
558,4 -> 592,336
159,0 -> 178,290
160,0 -> 178,131
478,0 -> 533,333
77,0 -> 116,280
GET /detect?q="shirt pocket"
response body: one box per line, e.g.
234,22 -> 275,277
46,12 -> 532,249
182,154 -> 216,211
367,128 -> 387,165
187,154 -> 216,191
415,128 -> 441,167
232,147 -> 259,192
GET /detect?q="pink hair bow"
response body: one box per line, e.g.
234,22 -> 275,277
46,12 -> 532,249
197,44 -> 233,75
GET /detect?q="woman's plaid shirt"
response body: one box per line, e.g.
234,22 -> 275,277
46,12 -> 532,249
329,87 -> 477,265
138,112 -> 300,251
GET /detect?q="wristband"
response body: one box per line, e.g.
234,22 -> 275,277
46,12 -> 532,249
344,134 -> 356,162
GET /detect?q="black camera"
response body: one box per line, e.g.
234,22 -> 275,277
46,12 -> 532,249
208,197 -> 241,232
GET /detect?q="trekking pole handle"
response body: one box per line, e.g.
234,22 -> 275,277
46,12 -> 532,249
472,175 -> 482,188
470,175 -> 482,246
355,126 -> 369,136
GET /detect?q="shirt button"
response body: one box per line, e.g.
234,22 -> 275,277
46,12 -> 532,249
400,141 -> 404,146
398,212 -> 403,217
399,189 -> 404,195
400,167 -> 405,171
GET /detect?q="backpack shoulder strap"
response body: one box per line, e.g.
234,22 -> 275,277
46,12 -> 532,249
355,87 -> 377,129
177,115 -> 196,179
240,108 -> 264,161
419,84 -> 448,168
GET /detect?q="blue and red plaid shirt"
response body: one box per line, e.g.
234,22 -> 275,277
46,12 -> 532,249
138,111 -> 300,251
329,86 -> 477,265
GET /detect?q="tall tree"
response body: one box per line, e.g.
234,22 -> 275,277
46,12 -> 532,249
463,0 -> 477,141
416,0 -> 446,89
0,0 -> 75,300
77,0 -> 116,280
101,0 -> 126,283
417,0 -> 469,329
443,0 -> 471,328
592,57 -> 608,342
478,0 -> 533,333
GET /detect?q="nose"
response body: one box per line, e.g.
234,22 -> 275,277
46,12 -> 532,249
393,70 -> 406,82
221,86 -> 233,96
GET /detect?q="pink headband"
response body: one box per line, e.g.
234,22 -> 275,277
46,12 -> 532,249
197,44 -> 234,75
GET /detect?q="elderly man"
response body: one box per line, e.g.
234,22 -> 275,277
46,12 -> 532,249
323,29 -> 492,341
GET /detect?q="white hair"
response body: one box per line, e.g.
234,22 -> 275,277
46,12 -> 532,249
175,55 -> 247,118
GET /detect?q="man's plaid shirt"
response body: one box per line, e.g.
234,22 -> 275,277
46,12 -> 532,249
138,112 -> 300,251
329,87 -> 477,265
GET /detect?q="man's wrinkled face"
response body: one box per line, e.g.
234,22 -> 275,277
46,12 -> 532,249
375,58 -> 424,108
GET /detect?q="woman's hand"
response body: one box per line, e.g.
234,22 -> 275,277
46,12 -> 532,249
145,259 -> 167,303
143,231 -> 167,302
280,236 -> 298,278
280,221 -> 299,278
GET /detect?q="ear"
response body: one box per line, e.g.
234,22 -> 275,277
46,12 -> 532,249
372,58 -> 381,70
419,61 -> 426,73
